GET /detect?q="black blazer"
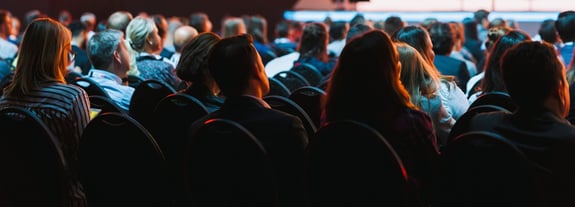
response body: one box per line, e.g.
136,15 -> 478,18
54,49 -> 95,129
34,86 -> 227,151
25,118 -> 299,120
188,95 -> 309,207
434,55 -> 470,92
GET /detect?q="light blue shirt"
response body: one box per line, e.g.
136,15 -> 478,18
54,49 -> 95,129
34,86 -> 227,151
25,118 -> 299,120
88,69 -> 135,111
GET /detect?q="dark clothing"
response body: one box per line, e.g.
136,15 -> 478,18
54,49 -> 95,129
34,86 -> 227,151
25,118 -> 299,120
72,45 -> 92,75
182,84 -> 224,113
188,95 -> 309,207
294,56 -> 337,76
470,110 -> 575,206
434,55 -> 470,92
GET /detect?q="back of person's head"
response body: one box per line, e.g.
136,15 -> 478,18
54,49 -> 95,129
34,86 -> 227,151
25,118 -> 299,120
58,10 -> 72,26
349,13 -> 366,27
68,20 -> 86,38
177,32 -> 220,83
152,14 -> 168,40
246,14 -> 268,44
501,41 -> 568,116
481,29 -> 531,93
221,16 -> 246,38
473,9 -> 490,24
556,11 -> 575,43
87,29 -> 124,69
449,21 -> 466,45
24,9 -> 45,28
485,25 -> 511,51
325,30 -> 413,121
420,17 -> 438,30
383,16 -> 405,36
346,23 -> 373,42
80,12 -> 97,29
125,15 -> 155,52
428,22 -> 455,55
0,10 -> 12,35
189,12 -> 212,33
298,22 -> 329,60
462,17 -> 479,41
489,17 -> 507,29
274,19 -> 292,38
392,25 -> 434,65
173,25 -> 198,53
208,34 -> 264,96
538,19 -> 558,44
6,18 -> 71,95
329,21 -> 349,42
395,41 -> 440,104
106,11 -> 133,33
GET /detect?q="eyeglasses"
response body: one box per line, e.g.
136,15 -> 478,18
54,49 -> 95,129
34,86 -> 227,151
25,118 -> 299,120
68,50 -> 76,62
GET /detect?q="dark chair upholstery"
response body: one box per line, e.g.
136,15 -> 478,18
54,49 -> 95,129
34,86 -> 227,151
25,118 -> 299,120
89,95 -> 127,116
273,70 -> 310,93
129,79 -> 176,130
151,93 -> 209,205
186,118 -> 277,207
291,62 -> 323,87
126,74 -> 145,88
447,104 -> 511,146
267,77 -> 291,97
469,91 -> 517,112
65,71 -> 84,84
288,86 -> 326,129
71,77 -> 110,98
305,120 -> 409,207
263,95 -> 317,138
438,131 -> 538,207
0,107 -> 68,207
78,112 -> 169,207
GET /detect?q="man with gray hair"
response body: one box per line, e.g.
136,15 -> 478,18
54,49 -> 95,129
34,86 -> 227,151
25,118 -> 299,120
86,29 -> 134,111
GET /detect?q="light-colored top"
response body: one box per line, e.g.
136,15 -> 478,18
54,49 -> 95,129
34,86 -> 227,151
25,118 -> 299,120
440,80 -> 470,121
466,72 -> 484,99
0,38 -> 18,60
265,52 -> 300,77
327,39 -> 346,57
88,69 -> 135,111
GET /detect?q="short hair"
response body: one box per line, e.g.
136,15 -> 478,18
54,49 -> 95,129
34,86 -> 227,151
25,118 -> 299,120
189,12 -> 210,33
68,20 -> 86,37
106,11 -> 133,33
349,13 -> 366,27
473,9 -> 490,23
125,16 -> 156,52
538,19 -> 558,44
152,14 -> 168,39
246,15 -> 269,44
346,23 -> 372,42
556,11 -> 575,42
176,32 -> 220,83
87,29 -> 124,69
58,10 -> 72,25
221,17 -> 246,38
329,21 -> 348,41
428,22 -> 455,55
5,18 -> 71,95
0,9 -> 11,28
383,16 -> 404,36
501,41 -> 567,114
208,34 -> 260,96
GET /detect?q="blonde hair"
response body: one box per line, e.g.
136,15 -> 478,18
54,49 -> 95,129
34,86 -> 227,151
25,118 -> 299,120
396,42 -> 441,109
126,15 -> 156,52
4,18 -> 71,96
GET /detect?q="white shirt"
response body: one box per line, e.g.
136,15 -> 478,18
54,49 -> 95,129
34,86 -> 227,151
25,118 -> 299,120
265,52 -> 300,77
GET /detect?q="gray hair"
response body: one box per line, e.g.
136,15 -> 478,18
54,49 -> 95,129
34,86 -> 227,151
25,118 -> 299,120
87,29 -> 123,69
125,16 -> 155,52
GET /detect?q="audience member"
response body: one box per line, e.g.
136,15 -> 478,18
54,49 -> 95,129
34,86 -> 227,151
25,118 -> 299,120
175,32 -> 223,112
170,25 -> 198,64
473,9 -> 491,43
80,12 -> 97,41
246,14 -> 276,64
105,10 -> 139,77
0,10 -> 18,62
0,18 -> 91,207
345,23 -> 373,42
327,21 -> 349,57
86,29 -> 134,111
163,16 -> 184,53
68,21 -> 92,75
294,22 -> 336,76
428,22 -> 470,92
152,14 -> 174,59
189,12 -> 212,33
188,34 -> 309,207
271,19 -> 298,56
126,15 -> 182,89
449,21 -> 478,77
58,9 -> 72,27
323,30 -> 439,205
461,17 -> 484,66
468,41 -> 575,206
382,15 -> 405,36
556,11 -> 575,69
221,16 -> 246,38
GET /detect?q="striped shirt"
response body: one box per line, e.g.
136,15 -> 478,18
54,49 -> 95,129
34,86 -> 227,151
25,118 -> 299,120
0,82 -> 90,207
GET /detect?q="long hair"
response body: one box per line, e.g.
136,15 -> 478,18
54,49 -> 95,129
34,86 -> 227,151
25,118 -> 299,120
392,25 -> 435,66
4,18 -> 71,96
126,15 -> 156,52
176,32 -> 221,86
324,30 -> 414,123
297,22 -> 329,62
396,42 -> 441,110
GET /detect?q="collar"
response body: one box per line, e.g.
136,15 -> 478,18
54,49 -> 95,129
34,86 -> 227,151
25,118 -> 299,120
88,69 -> 124,84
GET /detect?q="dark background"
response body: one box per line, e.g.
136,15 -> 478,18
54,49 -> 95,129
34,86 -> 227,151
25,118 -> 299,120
6,0 -> 299,38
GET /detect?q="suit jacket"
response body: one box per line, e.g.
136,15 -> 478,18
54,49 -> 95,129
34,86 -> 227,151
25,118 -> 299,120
188,95 -> 309,207
469,110 -> 575,206
434,55 -> 470,92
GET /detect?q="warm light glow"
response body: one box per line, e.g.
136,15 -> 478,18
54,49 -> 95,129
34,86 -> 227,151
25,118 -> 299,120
355,0 -> 575,12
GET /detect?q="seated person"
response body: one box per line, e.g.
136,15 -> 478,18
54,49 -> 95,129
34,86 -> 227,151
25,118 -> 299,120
86,29 -> 134,111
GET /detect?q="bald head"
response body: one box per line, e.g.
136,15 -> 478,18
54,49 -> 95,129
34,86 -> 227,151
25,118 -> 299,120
106,11 -> 133,33
173,25 -> 199,52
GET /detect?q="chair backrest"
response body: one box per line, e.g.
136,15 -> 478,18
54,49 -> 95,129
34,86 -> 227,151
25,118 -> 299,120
291,62 -> 323,87
65,71 -> 84,84
78,112 -> 169,206
305,120 -> 409,206
263,95 -> 317,138
186,118 -> 278,207
438,131 -> 537,207
71,77 -> 110,98
273,70 -> 310,93
447,104 -> 511,145
151,93 -> 210,205
129,79 -> 176,129
89,95 -> 127,117
267,77 -> 291,97
0,107 -> 68,207
288,86 -> 326,129
127,74 -> 145,88
469,91 -> 517,112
